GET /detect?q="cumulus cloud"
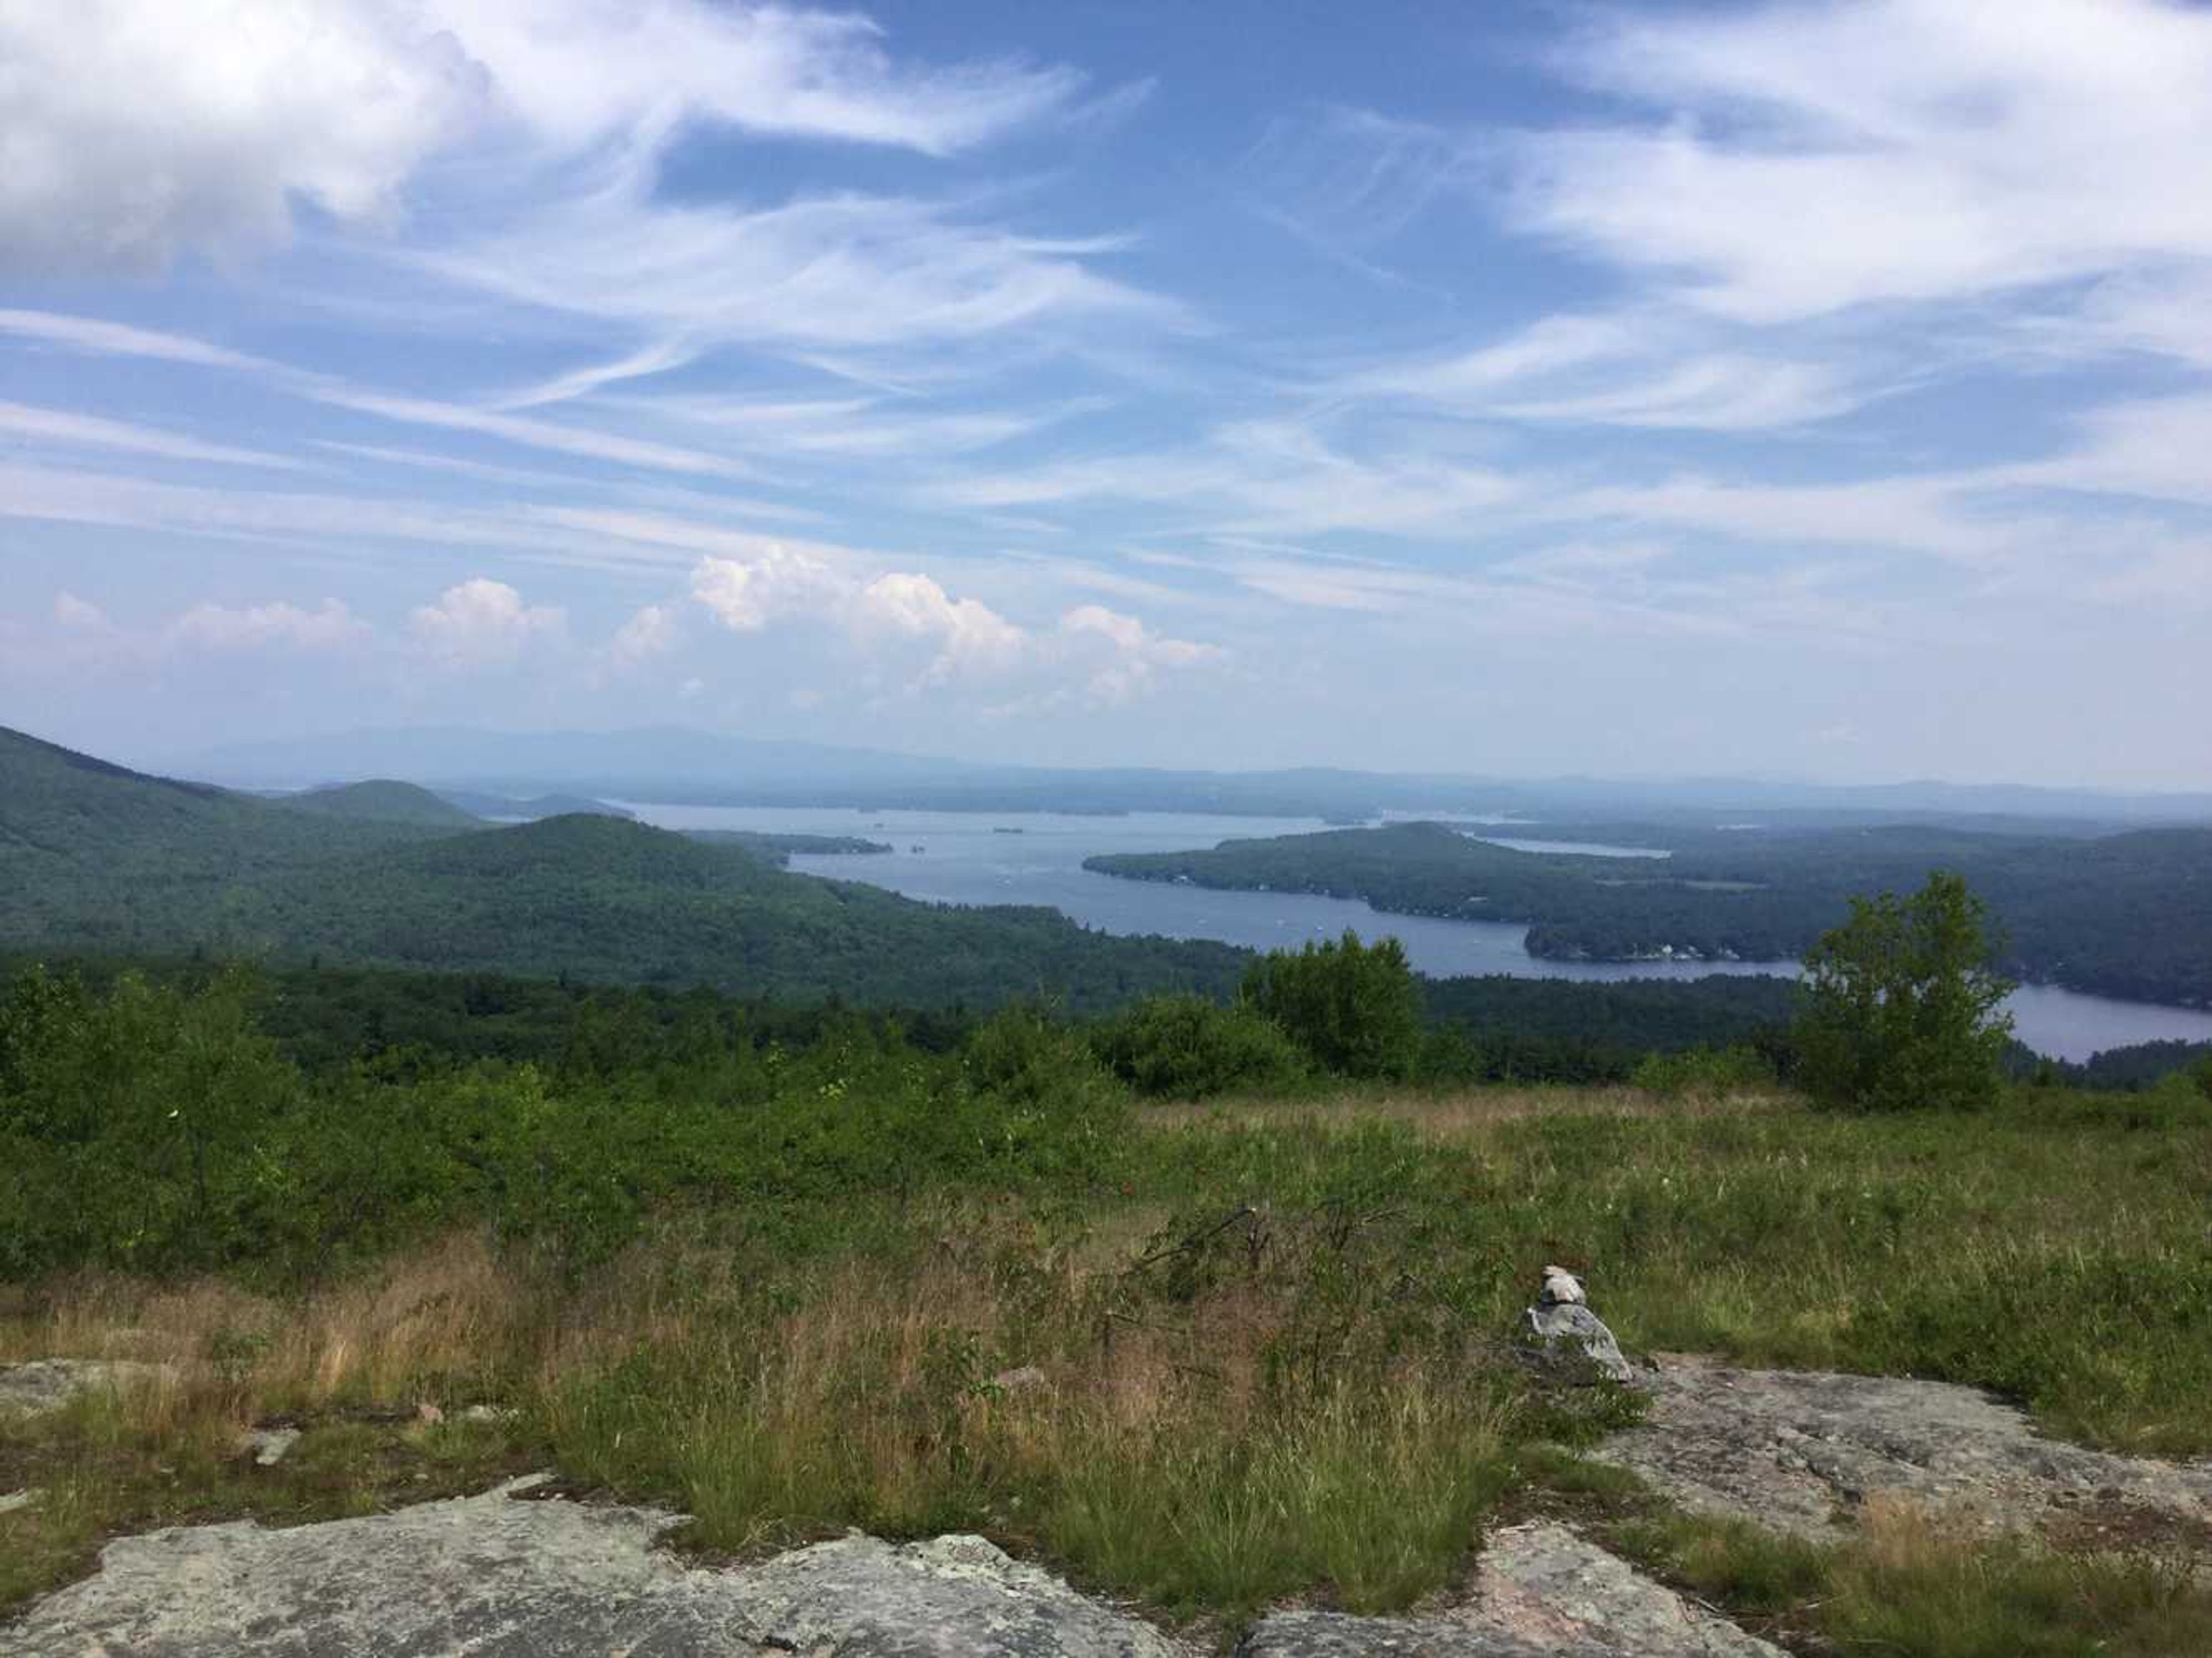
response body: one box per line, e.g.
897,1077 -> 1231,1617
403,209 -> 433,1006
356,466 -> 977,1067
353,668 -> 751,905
408,578 -> 565,667
1056,604 -> 1223,705
167,599 -> 370,654
690,547 -> 854,633
692,548 -> 1025,686
0,0 -> 477,275
608,603 -> 680,667
849,572 -> 1028,683
687,551 -> 1214,699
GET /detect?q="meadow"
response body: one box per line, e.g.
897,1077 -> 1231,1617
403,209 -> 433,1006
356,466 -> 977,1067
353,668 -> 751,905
4,964 -> 2210,1653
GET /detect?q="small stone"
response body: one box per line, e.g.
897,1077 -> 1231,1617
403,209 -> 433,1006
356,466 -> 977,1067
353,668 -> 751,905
1,1488 -> 38,1514
459,1404 -> 518,1424
990,1365 -> 1050,1394
1538,1265 -> 1587,1307
243,1428 -> 300,1467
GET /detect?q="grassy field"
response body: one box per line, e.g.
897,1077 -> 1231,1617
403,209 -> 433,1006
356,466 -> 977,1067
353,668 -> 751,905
6,1078 -> 2210,1653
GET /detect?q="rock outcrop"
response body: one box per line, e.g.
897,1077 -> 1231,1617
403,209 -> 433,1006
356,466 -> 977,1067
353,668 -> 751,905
1238,1523 -> 1783,1656
0,1358 -> 173,1416
10,1478 -> 1184,1657
10,1482 -> 1792,1657
1596,1353 -> 2212,1543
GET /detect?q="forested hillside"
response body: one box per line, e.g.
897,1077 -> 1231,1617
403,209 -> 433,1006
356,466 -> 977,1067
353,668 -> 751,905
272,780 -> 483,827
0,727 -> 1240,1010
1087,820 -> 2212,1005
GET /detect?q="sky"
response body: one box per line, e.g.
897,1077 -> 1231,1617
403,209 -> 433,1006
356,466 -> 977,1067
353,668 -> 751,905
2,0 -> 2210,788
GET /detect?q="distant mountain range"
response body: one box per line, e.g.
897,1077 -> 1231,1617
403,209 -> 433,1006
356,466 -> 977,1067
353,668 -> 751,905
166,725 -> 2212,828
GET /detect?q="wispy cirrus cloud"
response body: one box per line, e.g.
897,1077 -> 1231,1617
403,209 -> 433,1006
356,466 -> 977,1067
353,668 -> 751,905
1513,0 -> 2212,325
0,401 -> 307,470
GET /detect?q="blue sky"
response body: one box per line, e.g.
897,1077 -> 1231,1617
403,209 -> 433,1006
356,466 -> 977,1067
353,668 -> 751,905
3,0 -> 2209,786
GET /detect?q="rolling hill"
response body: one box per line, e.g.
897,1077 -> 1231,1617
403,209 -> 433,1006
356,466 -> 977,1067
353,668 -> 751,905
275,781 -> 483,828
0,725 -> 1240,1009
1087,819 -> 2212,1005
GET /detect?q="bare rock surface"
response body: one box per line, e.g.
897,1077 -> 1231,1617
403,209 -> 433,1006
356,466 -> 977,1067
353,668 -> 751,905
0,1358 -> 174,1417
8,1477 -> 1188,1657
1596,1354 -> 2212,1541
8,1482 -> 1787,1658
1237,1523 -> 1782,1656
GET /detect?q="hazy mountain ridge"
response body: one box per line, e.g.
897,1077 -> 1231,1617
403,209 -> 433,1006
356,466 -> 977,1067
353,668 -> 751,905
166,726 -> 2212,827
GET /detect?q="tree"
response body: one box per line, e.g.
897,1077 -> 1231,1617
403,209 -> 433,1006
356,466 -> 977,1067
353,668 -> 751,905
1794,871 -> 2014,1112
1239,930 -> 1421,1080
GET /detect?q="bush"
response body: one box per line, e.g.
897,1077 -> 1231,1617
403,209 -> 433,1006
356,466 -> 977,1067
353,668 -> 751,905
1092,994 -> 1308,1099
1240,931 -> 1422,1081
962,1002 -> 1128,1114
1794,872 -> 2014,1112
1631,1045 -> 1776,1099
0,966 -> 302,1274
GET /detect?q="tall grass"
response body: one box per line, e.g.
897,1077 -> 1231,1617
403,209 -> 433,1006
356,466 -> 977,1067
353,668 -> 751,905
6,1080 -> 2211,1640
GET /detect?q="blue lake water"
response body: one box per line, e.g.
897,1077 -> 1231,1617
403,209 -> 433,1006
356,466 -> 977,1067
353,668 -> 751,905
620,802 -> 2212,1063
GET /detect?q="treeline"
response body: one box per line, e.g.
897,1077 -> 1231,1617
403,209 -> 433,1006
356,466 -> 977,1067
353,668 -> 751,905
1086,820 -> 2212,1005
17,951 -> 2207,1097
5,952 -> 1811,1087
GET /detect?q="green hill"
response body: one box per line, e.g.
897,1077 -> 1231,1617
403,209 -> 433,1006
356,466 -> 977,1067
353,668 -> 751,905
1088,818 -> 2212,1005
0,725 -> 1240,1010
276,780 -> 483,827
434,789 -> 634,821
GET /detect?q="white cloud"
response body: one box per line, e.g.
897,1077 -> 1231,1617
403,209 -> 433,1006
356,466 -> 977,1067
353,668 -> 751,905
1055,604 -> 1222,705
608,603 -> 680,666
1,1 -> 1089,278
1513,0 -> 2212,325
690,547 -> 854,633
0,308 -> 275,370
0,399 -> 302,469
0,0 -> 477,275
166,599 -> 370,654
420,176 -> 1174,360
692,547 -> 1025,686
416,0 -> 1082,158
687,551 -> 1215,699
305,384 -> 748,478
52,592 -> 113,631
408,578 -> 565,667
850,571 -> 1028,683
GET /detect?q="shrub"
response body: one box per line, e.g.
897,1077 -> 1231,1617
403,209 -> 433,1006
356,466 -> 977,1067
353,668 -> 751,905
1240,931 -> 1422,1080
1630,1045 -> 1776,1099
1794,872 -> 2014,1112
1091,994 -> 1307,1098
0,966 -> 302,1274
963,1002 -> 1127,1114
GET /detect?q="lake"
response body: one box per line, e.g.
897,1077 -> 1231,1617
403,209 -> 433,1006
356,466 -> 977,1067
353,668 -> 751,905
619,802 -> 2212,1063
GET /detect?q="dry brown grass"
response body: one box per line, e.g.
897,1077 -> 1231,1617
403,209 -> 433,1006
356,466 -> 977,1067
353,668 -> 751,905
0,1232 -> 544,1437
1145,1084 -> 1786,1138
